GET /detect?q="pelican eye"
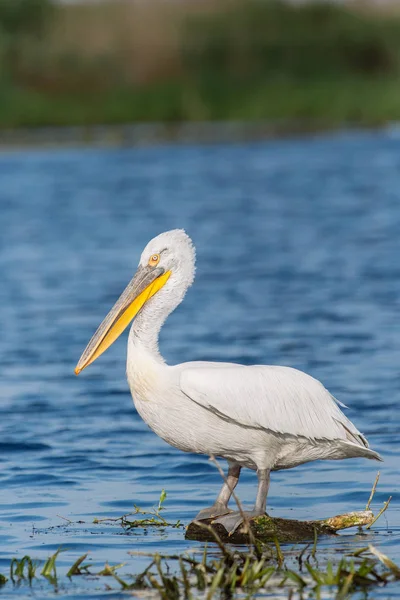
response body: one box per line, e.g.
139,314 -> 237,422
148,254 -> 160,267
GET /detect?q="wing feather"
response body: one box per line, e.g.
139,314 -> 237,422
180,364 -> 366,445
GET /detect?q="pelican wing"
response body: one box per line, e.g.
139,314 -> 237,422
180,365 -> 368,446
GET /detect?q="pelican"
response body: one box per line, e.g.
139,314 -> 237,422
75,230 -> 381,533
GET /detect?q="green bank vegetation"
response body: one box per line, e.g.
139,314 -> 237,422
1,0 -> 400,129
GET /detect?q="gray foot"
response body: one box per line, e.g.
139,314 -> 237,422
194,503 -> 233,521
213,510 -> 265,535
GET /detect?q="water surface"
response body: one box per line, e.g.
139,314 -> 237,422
0,130 -> 399,597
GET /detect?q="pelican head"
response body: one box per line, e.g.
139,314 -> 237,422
75,229 -> 195,374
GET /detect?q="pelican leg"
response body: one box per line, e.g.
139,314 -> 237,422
193,463 -> 241,521
213,468 -> 270,535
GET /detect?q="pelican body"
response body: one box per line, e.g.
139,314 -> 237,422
76,230 -> 381,530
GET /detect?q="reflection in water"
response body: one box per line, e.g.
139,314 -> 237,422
0,130 -> 399,598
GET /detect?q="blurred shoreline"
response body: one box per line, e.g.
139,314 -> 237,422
0,119 -> 392,151
2,1 -> 400,136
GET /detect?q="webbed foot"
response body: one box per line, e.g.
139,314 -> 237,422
193,503 -> 233,522
213,510 -> 265,535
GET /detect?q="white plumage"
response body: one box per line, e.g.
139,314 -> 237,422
76,229 -> 381,530
180,365 -> 370,449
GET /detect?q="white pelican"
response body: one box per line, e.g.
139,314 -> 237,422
75,230 -> 381,533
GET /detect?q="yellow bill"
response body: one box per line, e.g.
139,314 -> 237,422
75,266 -> 171,374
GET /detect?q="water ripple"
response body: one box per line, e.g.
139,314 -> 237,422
0,130 -> 399,598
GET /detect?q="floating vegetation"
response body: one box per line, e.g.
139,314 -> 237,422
187,509 -> 377,544
2,474 -> 396,598
93,489 -> 183,529
187,468 -> 391,544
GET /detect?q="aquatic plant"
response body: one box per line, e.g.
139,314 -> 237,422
3,476 -> 396,597
3,529 -> 398,597
93,488 -> 182,529
41,547 -> 64,585
122,542 -> 400,598
10,555 -> 39,583
6,541 -> 400,598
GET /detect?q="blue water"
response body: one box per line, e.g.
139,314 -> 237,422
0,130 -> 399,598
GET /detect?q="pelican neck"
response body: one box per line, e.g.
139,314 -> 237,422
129,314 -> 166,365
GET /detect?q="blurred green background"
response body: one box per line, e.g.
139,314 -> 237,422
1,0 -> 400,129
